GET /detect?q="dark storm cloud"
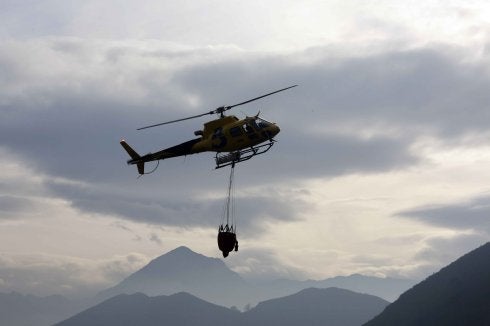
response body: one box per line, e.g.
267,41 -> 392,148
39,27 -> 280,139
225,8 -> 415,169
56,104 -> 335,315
0,40 -> 267,184
45,179 -> 308,233
2,40 -> 490,227
0,45 -> 476,175
398,194 -> 490,233
248,131 -> 417,182
175,46 -> 490,137
1,101 -> 143,183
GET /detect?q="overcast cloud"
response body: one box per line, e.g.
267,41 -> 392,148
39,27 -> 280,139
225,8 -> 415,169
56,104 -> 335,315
1,1 -> 490,296
399,194 -> 490,234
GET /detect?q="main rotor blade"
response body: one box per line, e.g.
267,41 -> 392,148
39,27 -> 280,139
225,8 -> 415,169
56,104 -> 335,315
137,85 -> 297,130
137,111 -> 213,130
226,84 -> 298,110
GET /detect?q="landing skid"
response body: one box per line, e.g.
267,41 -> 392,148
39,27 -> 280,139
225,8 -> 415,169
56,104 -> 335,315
215,141 -> 275,169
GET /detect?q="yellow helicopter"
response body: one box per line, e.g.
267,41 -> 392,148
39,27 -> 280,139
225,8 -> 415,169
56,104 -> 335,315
120,85 -> 297,174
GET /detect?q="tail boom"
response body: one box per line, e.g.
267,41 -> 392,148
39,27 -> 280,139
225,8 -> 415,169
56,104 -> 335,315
120,137 -> 202,175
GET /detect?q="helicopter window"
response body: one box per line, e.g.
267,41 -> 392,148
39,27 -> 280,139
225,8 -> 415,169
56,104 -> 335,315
229,126 -> 243,137
245,124 -> 256,133
257,118 -> 272,129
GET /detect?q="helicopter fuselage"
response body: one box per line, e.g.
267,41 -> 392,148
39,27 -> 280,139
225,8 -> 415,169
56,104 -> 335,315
194,115 -> 280,152
121,85 -> 296,174
121,115 -> 280,173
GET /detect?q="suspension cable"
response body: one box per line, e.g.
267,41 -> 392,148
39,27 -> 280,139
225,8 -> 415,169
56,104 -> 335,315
225,163 -> 235,226
220,162 -> 236,232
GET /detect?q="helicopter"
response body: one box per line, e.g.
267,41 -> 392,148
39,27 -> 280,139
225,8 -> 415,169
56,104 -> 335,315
120,85 -> 297,174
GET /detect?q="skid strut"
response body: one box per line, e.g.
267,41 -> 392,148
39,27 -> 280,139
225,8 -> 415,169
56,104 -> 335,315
215,141 -> 275,169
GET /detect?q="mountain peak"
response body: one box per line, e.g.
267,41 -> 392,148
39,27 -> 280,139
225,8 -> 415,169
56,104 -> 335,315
168,246 -> 195,254
142,246 -> 222,273
155,245 -> 212,262
96,246 -> 248,306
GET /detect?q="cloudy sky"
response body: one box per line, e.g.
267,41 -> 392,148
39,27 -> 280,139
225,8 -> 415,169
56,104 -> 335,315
1,0 -> 490,298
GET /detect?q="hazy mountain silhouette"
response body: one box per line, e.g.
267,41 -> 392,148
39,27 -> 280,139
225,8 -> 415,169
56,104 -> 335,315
258,274 -> 414,302
96,246 -> 256,307
0,292 -> 84,326
242,287 -> 389,326
1,246 -> 413,325
57,288 -> 388,326
364,242 -> 490,326
97,246 -> 413,308
56,292 -> 240,326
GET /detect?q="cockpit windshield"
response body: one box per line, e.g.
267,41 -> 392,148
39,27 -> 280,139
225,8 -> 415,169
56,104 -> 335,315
256,118 -> 272,129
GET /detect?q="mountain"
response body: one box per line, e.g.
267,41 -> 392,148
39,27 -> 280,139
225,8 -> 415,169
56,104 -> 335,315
364,242 -> 490,326
0,246 -> 409,325
96,246 -> 256,307
0,292 -> 85,326
56,292 -> 240,326
256,274 -> 415,302
242,287 -> 389,326
57,288 -> 388,326
97,246 -> 413,308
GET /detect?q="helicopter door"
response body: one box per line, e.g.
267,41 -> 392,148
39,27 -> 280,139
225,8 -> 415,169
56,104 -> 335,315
229,126 -> 244,137
245,123 -> 259,140
211,127 -> 227,149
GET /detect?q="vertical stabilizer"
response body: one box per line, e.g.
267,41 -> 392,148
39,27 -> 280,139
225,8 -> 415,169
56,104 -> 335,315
120,140 -> 140,160
120,140 -> 145,175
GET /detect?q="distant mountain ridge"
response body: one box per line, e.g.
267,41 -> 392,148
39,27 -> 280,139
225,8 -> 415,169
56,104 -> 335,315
57,288 -> 389,326
97,246 -> 414,307
0,291 -> 84,326
364,242 -> 490,326
0,246 -> 413,326
258,273 -> 414,302
242,287 -> 389,326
